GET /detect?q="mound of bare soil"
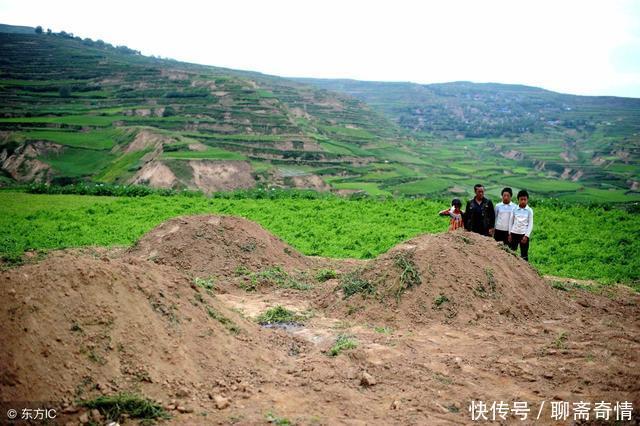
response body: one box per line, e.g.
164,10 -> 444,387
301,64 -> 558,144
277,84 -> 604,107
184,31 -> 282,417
317,231 -> 582,325
127,215 -> 309,276
0,249 -> 306,421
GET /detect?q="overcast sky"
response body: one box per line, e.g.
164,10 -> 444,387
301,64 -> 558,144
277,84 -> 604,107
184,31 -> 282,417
1,0 -> 639,97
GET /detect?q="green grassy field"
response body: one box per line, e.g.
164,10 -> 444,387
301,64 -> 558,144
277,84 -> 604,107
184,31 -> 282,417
0,114 -> 129,127
1,191 -> 638,289
95,150 -> 150,183
161,147 -> 245,160
17,128 -> 129,150
41,148 -> 115,177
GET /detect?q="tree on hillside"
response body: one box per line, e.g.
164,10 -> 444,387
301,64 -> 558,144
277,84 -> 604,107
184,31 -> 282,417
58,86 -> 71,98
34,26 -> 43,34
115,45 -> 141,55
163,106 -> 176,117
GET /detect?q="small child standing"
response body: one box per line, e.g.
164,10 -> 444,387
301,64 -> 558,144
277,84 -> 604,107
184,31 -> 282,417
494,187 -> 516,244
439,198 -> 464,231
508,190 -> 534,261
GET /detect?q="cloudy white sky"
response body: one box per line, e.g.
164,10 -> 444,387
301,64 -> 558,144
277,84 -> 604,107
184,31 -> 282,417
1,0 -> 639,97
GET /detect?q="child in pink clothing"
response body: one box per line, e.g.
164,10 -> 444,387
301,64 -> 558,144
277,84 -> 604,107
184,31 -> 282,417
439,198 -> 464,231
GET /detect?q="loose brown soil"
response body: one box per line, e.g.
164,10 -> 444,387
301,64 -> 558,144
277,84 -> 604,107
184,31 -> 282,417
1,215 -> 638,425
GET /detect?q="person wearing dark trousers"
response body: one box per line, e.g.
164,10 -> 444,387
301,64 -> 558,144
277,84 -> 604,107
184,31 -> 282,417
464,184 -> 495,237
508,190 -> 534,261
494,187 -> 516,244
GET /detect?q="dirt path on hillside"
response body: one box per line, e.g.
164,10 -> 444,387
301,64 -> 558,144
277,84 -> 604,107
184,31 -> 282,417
1,215 -> 638,425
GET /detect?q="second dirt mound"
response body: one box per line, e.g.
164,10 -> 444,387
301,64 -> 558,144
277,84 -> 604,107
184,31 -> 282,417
127,215 -> 308,276
318,230 -> 575,326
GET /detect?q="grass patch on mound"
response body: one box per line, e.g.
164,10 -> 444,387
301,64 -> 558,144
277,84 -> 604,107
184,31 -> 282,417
459,235 -> 474,245
240,266 -> 312,291
234,265 -> 251,276
79,393 -> 169,422
484,267 -> 496,291
340,270 -> 375,298
315,268 -> 338,282
194,276 -> 215,292
206,307 -> 240,334
329,334 -> 358,356
554,331 -> 569,349
499,244 -> 518,257
265,410 -> 293,425
256,305 -> 308,325
549,279 -> 616,295
551,281 -> 571,291
389,251 -> 421,301
474,267 -> 498,298
433,294 -> 450,308
373,325 -> 393,334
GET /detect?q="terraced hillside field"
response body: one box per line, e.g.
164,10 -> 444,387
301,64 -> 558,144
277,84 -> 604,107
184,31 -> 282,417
296,79 -> 640,201
0,28 -> 417,194
1,24 -> 639,201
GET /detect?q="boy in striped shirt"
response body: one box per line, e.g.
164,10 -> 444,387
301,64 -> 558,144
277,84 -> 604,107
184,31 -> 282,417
508,190 -> 534,261
494,187 -> 516,244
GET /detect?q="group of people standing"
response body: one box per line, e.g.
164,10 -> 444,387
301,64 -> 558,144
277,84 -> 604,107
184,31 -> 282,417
439,184 -> 534,261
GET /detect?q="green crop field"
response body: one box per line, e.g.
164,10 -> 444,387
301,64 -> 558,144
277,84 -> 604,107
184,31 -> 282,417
161,147 -> 245,160
1,191 -> 638,289
41,148 -> 115,177
18,128 -> 129,150
95,150 -> 151,183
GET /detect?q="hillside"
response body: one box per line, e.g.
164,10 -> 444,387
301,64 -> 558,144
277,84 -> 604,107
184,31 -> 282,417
295,78 -> 640,201
0,27 -> 410,195
0,24 -> 639,200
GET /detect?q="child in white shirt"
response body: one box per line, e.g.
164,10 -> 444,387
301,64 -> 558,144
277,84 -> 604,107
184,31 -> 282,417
508,190 -> 534,261
494,187 -> 516,244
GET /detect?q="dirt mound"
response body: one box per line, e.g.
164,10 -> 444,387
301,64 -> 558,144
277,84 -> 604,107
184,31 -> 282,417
127,215 -> 308,277
318,230 -> 576,326
0,249 -> 302,412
